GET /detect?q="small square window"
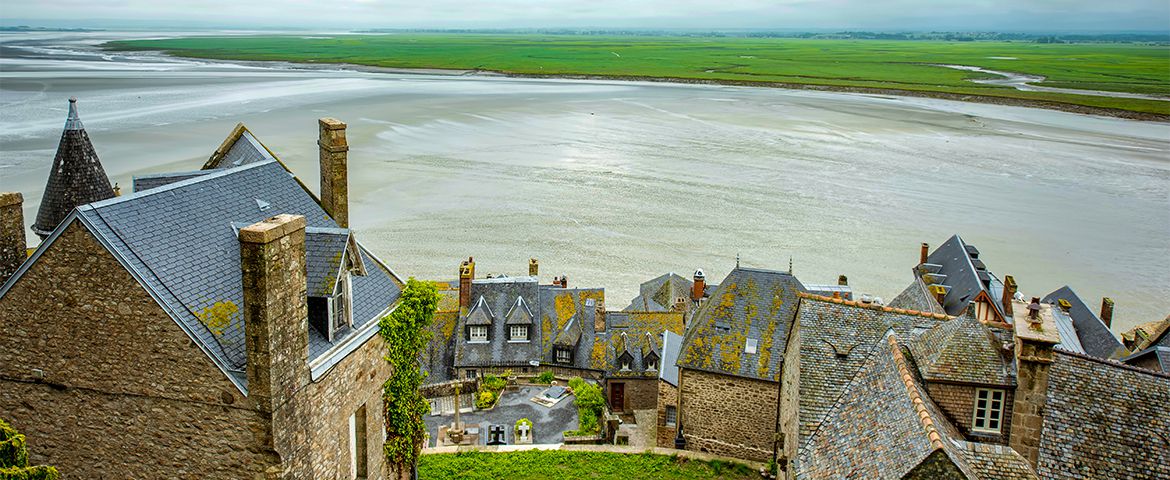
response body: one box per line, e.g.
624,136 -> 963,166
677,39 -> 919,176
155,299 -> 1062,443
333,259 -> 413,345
466,369 -> 477,379
665,406 -> 677,427
556,349 -> 571,364
620,359 -> 631,371
972,388 -> 1005,434
510,325 -> 529,341
469,325 -> 488,342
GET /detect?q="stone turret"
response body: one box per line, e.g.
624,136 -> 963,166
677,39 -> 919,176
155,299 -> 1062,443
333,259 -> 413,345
33,98 -> 115,239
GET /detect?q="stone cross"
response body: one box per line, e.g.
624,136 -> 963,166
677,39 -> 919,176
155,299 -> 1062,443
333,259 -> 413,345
518,423 -> 530,442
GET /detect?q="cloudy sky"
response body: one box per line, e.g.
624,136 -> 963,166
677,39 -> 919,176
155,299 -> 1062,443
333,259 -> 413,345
5,0 -> 1169,31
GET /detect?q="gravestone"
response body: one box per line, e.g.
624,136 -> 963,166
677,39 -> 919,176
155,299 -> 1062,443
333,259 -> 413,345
515,421 -> 533,444
487,424 -> 507,445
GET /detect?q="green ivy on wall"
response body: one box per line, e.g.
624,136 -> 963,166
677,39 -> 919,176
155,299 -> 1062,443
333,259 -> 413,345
380,278 -> 440,476
0,418 -> 59,480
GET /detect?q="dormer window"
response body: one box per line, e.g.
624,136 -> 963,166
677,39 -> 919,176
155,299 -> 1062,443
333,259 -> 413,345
469,325 -> 489,342
647,357 -> 658,370
309,271 -> 352,342
620,359 -> 631,371
972,388 -> 1004,434
509,325 -> 529,342
331,272 -> 351,332
556,348 -> 571,364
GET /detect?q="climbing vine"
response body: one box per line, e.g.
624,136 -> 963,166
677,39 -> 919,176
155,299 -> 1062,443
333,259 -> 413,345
380,278 -> 440,478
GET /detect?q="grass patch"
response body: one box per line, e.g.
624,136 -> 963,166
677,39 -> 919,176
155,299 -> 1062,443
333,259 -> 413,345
105,34 -> 1170,115
419,450 -> 755,479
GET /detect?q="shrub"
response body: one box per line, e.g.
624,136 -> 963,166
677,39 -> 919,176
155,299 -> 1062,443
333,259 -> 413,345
535,371 -> 555,384
567,376 -> 586,392
0,418 -> 59,480
481,374 -> 506,392
569,383 -> 605,435
475,390 -> 496,409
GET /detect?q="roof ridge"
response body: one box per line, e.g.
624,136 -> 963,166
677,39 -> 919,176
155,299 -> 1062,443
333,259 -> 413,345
1056,348 -> 1170,379
888,335 -> 945,450
798,292 -> 951,320
81,160 -> 275,211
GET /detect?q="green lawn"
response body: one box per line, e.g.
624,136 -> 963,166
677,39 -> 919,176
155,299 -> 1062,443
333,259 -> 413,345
417,450 -> 757,479
105,34 -> 1170,115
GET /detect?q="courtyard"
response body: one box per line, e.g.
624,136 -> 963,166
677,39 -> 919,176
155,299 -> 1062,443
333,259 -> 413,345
424,385 -> 579,446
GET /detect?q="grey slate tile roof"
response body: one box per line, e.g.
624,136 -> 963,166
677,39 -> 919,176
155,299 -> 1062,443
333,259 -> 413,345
204,126 -> 277,169
889,276 -> 947,315
797,332 -> 1037,479
33,98 -> 115,237
624,272 -> 700,312
1049,306 -> 1086,354
677,267 -> 805,382
132,171 -> 212,193
596,311 -> 685,378
304,228 -> 349,298
1036,350 -> 1170,480
454,277 -> 541,367
906,313 -> 1016,386
1041,286 -> 1126,359
1121,346 -> 1170,373
793,296 -> 949,444
919,235 -> 1004,319
74,160 -> 401,390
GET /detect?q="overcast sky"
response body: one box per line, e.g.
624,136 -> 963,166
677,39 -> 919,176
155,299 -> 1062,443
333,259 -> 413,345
5,0 -> 1169,31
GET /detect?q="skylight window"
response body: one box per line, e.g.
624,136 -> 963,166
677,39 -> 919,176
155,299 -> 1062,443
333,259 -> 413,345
745,338 -> 759,354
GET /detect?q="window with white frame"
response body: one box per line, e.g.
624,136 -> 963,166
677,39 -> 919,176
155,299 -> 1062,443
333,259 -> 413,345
469,325 -> 488,342
620,358 -> 631,371
665,405 -> 677,427
647,356 -> 658,371
972,388 -> 1004,433
510,325 -> 529,341
556,348 -> 571,363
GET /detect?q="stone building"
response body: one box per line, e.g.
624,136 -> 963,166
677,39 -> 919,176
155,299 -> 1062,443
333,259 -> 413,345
595,311 -> 685,416
655,330 -> 684,448
0,118 -> 404,479
1120,315 -> 1170,372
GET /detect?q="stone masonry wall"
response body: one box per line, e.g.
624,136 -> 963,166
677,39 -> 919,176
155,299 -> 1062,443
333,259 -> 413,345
605,378 -> 657,413
0,220 -> 276,479
655,379 -> 678,448
1010,340 -> 1055,468
926,382 -> 1013,445
679,368 -> 778,462
778,316 -> 801,478
0,192 -> 26,284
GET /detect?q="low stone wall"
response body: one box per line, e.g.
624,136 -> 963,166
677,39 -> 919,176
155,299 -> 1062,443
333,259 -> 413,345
420,378 -> 479,399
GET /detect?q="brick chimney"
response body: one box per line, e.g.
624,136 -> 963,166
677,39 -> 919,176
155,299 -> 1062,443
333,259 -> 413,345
458,257 -> 474,312
1100,297 -> 1114,329
1002,275 -> 1017,317
1,192 -> 27,285
240,214 -> 310,414
318,118 -> 349,228
559,275 -> 568,288
1008,297 -> 1061,468
529,258 -> 539,277
920,242 -> 930,265
837,274 -> 848,286
692,269 -> 706,302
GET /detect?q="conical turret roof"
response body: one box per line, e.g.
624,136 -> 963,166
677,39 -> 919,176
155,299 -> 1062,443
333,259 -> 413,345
33,98 -> 115,238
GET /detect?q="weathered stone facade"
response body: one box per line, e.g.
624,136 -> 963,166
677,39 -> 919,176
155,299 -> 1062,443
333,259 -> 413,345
778,315 -> 801,477
318,118 -> 349,228
0,217 -> 393,479
925,382 -> 1013,445
678,368 -> 778,462
655,379 -> 679,448
605,378 -> 657,414
0,192 -> 26,284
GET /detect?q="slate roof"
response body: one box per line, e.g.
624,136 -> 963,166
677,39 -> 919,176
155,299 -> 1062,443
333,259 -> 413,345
1121,346 -> 1170,373
132,171 -> 212,193
793,295 -> 949,444
889,276 -> 947,315
907,313 -> 1015,386
918,235 -> 1004,319
1121,316 -> 1170,352
659,330 -> 684,386
203,123 -> 278,169
304,228 -> 349,298
33,98 -> 115,237
1036,350 -> 1170,480
624,272 -> 693,312
1041,286 -> 1125,359
594,311 -> 685,378
677,267 -> 805,382
55,160 -> 400,392
802,284 -> 852,300
798,332 -> 1037,479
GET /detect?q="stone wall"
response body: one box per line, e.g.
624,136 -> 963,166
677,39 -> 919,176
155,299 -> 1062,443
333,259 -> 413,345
0,219 -> 276,479
1010,339 -> 1055,467
605,378 -> 657,413
655,379 -> 678,448
778,315 -> 801,478
0,192 -> 26,284
925,382 -> 1013,445
679,368 -> 778,462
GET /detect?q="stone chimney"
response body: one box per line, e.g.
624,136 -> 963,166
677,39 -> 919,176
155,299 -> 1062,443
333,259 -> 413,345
920,242 -> 930,265
1,192 -> 27,284
692,269 -> 706,302
1002,275 -> 1017,317
318,118 -> 349,228
529,258 -> 539,277
837,274 -> 848,286
240,214 -> 310,414
1008,297 -> 1061,468
458,257 -> 474,312
595,303 -> 606,333
1100,297 -> 1114,329
930,284 -> 947,305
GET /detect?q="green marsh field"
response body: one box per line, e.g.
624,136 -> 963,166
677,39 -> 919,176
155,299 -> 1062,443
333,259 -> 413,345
107,35 -> 1170,116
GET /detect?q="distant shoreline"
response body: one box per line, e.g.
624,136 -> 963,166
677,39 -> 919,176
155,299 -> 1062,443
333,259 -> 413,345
101,41 -> 1170,122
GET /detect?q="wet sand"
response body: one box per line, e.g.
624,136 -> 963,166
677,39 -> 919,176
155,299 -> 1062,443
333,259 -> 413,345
2,32 -> 1168,331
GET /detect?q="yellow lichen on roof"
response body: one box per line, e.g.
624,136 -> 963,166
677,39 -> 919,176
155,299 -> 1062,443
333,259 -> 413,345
758,317 -> 778,378
554,293 -> 577,330
196,300 -> 238,336
590,338 -> 607,369
433,311 -> 458,340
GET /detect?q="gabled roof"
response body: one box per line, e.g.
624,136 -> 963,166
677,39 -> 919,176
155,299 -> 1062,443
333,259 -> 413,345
465,297 -> 495,326
793,295 -> 949,444
1121,346 -> 1170,373
624,272 -> 693,312
504,297 -> 534,326
919,235 -> 1004,319
305,227 -> 352,298
596,311 -> 684,377
33,98 -> 115,237
1036,350 -> 1170,479
133,171 -> 213,193
798,332 -> 1037,479
907,313 -> 1015,386
1041,286 -> 1125,359
677,267 -> 805,381
8,160 -> 403,393
203,123 -> 280,170
889,276 -> 948,315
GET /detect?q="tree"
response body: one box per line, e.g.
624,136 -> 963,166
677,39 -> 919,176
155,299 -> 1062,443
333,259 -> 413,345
380,278 -> 440,480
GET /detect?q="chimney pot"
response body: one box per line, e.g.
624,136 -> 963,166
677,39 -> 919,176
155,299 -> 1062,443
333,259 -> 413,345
920,243 -> 930,265
318,117 -> 349,228
692,269 -> 706,302
1027,297 -> 1042,322
837,274 -> 848,286
529,258 -> 539,277
1099,297 -> 1114,329
1002,275 -> 1017,317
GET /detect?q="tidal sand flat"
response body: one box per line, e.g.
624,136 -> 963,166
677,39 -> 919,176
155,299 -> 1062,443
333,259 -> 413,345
2,32 -> 1167,330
